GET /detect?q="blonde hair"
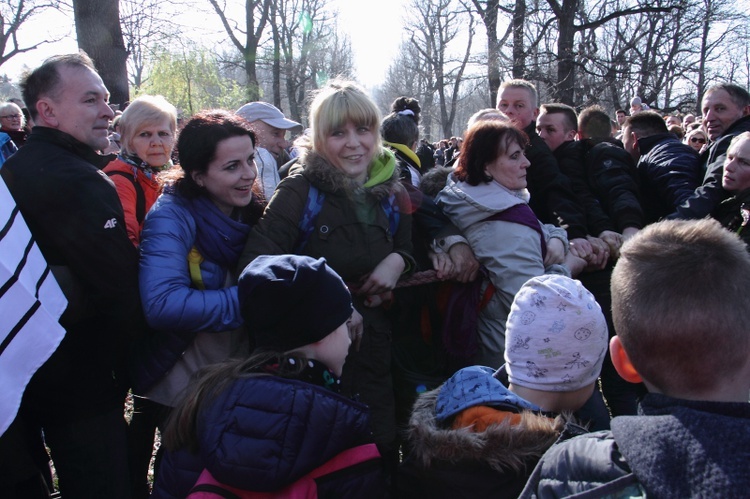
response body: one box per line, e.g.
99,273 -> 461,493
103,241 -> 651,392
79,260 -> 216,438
498,79 -> 539,108
119,95 -> 177,157
309,80 -> 382,154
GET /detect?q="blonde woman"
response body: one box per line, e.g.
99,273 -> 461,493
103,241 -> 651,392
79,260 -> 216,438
103,95 -> 178,246
238,80 -> 415,460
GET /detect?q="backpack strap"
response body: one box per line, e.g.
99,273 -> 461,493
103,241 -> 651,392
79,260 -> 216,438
483,203 -> 547,260
294,182 -> 326,252
186,444 -> 380,499
307,443 -> 381,479
107,170 -> 146,225
187,246 -> 205,290
188,483 -> 243,499
381,193 -> 400,237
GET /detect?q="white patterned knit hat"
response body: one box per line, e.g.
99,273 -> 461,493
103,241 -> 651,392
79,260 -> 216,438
504,274 -> 608,392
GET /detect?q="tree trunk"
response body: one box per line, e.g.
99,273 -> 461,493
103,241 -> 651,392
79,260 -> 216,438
73,0 -> 129,106
554,0 -> 577,104
512,0 -> 526,78
473,0 -> 501,106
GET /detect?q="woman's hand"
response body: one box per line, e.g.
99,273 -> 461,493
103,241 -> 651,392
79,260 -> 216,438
430,251 -> 455,280
357,252 -> 405,296
544,237 -> 567,266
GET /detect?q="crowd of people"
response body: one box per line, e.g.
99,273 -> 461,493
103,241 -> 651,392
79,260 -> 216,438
1,52 -> 749,499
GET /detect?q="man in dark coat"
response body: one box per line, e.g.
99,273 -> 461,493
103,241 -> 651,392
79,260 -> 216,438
712,131 -> 750,248
0,53 -> 143,499
536,102 -> 645,418
621,111 -> 701,223
671,83 -> 750,219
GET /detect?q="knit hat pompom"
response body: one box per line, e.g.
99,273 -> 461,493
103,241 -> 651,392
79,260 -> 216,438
504,275 -> 608,392
238,255 -> 353,353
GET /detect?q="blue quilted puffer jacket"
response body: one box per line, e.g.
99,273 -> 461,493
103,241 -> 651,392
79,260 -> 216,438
152,374 -> 384,498
133,193 -> 244,394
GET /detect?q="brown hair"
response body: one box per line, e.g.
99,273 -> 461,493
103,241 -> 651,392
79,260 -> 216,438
611,219 -> 750,396
454,120 -> 528,185
163,352 -> 309,453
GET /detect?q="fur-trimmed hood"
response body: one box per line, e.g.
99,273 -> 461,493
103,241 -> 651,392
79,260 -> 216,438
406,387 -> 565,473
297,147 -> 403,201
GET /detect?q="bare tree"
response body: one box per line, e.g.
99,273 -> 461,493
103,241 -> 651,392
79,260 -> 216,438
207,0 -> 273,102
377,40 -> 438,138
120,0 -> 179,91
73,0 -> 129,105
0,0 -> 64,68
407,0 -> 476,138
274,0 -> 332,120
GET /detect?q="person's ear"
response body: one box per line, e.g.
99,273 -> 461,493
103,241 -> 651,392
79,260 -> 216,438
609,336 -> 642,383
191,170 -> 204,188
35,98 -> 59,128
566,129 -> 578,141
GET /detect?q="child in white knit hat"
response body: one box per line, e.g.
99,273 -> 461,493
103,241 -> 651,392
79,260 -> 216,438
398,274 -> 608,499
502,273 -> 608,414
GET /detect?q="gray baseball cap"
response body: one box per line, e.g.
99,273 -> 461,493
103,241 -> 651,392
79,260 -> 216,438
236,102 -> 303,132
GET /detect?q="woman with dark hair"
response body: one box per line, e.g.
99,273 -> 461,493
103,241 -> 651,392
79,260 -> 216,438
382,111 -> 420,181
135,110 -> 264,418
435,120 -> 569,368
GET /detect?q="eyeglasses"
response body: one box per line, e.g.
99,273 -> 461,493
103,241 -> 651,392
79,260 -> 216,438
690,137 -> 706,144
0,114 -> 21,119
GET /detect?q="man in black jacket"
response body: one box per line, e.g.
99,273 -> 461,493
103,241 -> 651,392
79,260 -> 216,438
671,83 -> 750,219
537,103 -> 643,253
621,111 -> 701,223
1,53 -> 141,499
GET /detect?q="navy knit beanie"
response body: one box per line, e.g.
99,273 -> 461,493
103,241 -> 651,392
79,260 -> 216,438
238,255 -> 353,352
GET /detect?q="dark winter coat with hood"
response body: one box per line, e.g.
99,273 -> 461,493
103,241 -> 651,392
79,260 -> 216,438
237,146 -> 414,450
398,366 -> 567,499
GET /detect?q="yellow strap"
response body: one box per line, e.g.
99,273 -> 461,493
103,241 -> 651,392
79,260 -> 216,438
187,246 -> 205,290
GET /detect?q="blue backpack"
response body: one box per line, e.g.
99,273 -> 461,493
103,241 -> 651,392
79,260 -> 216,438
294,182 -> 400,252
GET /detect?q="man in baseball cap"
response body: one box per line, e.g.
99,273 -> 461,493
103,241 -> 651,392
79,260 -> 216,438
236,102 -> 302,199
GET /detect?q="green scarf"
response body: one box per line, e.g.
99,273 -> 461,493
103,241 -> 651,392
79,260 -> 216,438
364,148 -> 397,188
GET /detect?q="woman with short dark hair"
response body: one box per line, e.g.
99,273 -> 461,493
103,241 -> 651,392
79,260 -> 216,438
436,120 -> 570,368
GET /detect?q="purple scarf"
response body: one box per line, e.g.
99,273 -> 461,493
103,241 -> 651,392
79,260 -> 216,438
183,194 -> 251,268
